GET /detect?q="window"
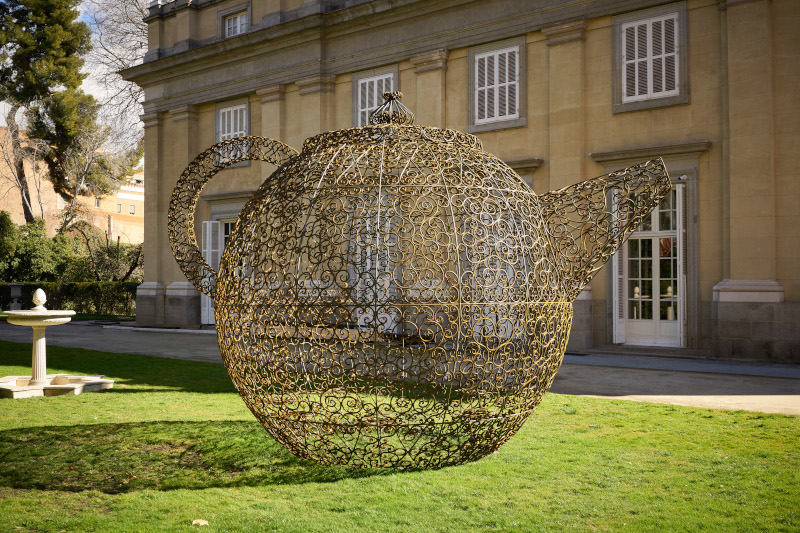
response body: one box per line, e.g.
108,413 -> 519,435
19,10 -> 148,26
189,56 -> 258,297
467,37 -> 526,133
352,67 -> 398,127
622,15 -> 678,103
218,103 -> 248,142
224,11 -> 248,38
613,3 -> 688,113
94,198 -> 101,208
116,203 -> 122,213
129,205 -> 136,215
474,47 -> 518,125
216,101 -> 249,164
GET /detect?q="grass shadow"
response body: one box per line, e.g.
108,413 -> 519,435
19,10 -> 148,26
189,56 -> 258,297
0,420 -> 391,494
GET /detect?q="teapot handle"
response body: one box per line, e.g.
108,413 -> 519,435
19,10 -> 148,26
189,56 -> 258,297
168,136 -> 298,297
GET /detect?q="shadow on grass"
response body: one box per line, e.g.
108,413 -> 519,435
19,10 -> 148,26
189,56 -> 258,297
0,341 -> 235,394
0,420 -> 391,494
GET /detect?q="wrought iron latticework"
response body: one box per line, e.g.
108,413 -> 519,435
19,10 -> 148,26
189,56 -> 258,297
169,92 -> 670,469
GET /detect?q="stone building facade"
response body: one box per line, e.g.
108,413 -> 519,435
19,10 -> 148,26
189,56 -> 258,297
123,0 -> 799,361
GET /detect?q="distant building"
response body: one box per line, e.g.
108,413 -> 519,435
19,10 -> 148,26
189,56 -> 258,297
0,127 -> 144,243
123,0 -> 799,361
86,172 -> 145,244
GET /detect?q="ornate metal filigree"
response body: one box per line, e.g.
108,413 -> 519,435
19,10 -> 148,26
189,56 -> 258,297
168,93 -> 670,469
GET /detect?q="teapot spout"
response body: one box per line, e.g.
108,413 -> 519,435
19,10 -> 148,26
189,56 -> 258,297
539,158 -> 670,300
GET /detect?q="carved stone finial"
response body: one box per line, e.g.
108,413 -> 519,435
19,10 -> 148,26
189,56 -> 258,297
32,289 -> 47,311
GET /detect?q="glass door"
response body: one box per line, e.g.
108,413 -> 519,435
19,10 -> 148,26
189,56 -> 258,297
621,187 -> 683,346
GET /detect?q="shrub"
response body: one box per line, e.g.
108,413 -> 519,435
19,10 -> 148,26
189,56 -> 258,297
0,282 -> 138,315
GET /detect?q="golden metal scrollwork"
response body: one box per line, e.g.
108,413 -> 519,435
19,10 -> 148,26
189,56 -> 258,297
168,92 -> 670,469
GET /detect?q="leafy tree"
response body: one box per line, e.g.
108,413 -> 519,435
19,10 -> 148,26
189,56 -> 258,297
0,217 -> 78,282
0,0 -> 93,221
0,210 -> 20,276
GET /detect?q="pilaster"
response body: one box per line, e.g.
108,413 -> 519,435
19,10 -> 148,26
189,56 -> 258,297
543,20 -> 586,191
166,105 -> 199,288
257,84 -> 285,141
724,0 -> 776,281
296,74 -> 336,137
410,50 -> 449,127
139,112 -> 164,324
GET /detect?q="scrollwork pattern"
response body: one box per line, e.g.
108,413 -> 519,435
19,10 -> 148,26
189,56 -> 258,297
169,97 -> 669,469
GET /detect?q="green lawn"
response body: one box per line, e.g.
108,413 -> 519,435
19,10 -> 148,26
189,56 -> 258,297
0,340 -> 797,532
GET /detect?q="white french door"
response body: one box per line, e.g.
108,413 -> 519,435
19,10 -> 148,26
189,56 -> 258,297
201,219 -> 236,325
613,186 -> 685,347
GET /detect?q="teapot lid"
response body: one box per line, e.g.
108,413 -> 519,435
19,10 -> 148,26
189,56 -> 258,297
301,92 -> 483,153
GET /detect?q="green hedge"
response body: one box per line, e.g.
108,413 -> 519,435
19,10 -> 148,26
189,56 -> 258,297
0,282 -> 138,316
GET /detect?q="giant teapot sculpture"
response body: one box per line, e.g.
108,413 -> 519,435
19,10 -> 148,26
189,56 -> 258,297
169,92 -> 669,469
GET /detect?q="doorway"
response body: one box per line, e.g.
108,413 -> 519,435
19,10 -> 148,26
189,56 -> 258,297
614,186 -> 685,347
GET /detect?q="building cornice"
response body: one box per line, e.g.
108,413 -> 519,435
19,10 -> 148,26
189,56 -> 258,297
506,157 -> 545,174
168,104 -> 199,121
409,49 -> 450,74
590,142 -> 712,163
295,74 -> 336,95
541,20 -> 587,46
256,84 -> 285,103
125,0 -> 686,114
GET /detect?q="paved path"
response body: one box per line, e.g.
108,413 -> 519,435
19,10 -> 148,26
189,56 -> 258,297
1,321 -> 798,415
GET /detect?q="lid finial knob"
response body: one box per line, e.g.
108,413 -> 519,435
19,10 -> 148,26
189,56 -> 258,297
368,91 -> 415,125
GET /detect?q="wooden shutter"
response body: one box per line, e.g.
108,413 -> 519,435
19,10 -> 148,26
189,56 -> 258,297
201,221 -> 221,324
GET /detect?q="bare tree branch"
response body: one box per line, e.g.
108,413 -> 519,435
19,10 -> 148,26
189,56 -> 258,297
82,0 -> 149,153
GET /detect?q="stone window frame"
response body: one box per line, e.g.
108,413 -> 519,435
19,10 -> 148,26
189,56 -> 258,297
215,97 -> 251,168
467,36 -> 527,134
217,3 -> 250,40
129,204 -> 136,215
612,2 -> 689,114
351,65 -> 399,127
116,203 -> 122,213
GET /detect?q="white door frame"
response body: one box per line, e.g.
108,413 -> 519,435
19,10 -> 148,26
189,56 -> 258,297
613,183 -> 686,347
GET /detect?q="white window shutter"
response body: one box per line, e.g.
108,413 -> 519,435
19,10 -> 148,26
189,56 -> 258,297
507,49 -> 517,116
676,183 -> 686,345
474,47 -> 518,125
357,74 -> 393,126
622,14 -> 679,103
201,220 -> 221,324
476,55 -> 486,121
663,16 -> 678,93
611,190 -> 626,343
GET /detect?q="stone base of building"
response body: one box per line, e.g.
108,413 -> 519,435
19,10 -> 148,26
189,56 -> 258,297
136,281 -> 201,326
566,287 -> 593,352
712,280 -> 799,361
135,282 -> 165,325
